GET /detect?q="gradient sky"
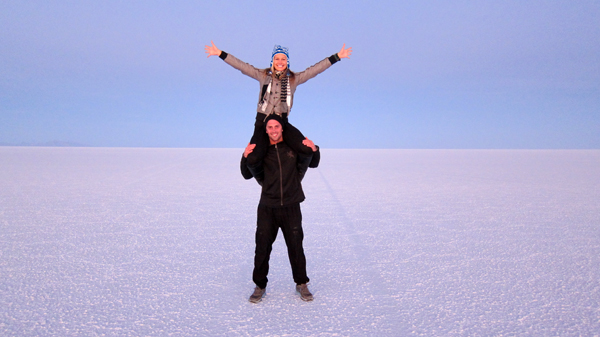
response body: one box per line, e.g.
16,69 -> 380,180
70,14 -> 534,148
1,0 -> 599,149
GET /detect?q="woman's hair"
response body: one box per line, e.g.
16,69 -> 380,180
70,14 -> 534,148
263,67 -> 295,77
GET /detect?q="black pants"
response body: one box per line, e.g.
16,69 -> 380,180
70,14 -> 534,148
253,203 -> 309,289
247,113 -> 313,167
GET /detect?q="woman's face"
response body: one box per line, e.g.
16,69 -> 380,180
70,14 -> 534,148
272,53 -> 288,72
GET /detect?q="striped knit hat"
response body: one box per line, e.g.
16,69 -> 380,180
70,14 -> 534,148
270,45 -> 290,68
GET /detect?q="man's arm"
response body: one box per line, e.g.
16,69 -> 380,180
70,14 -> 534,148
240,143 -> 255,180
240,156 -> 253,180
301,138 -> 320,168
309,146 -> 320,168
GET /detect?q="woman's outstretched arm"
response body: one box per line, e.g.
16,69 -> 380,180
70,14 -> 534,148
293,44 -> 353,85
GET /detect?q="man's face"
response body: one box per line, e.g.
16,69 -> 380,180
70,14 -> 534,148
266,119 -> 283,143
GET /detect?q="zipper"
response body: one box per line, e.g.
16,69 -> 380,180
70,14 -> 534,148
275,143 -> 284,206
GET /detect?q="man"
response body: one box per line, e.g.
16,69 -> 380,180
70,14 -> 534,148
240,114 -> 320,303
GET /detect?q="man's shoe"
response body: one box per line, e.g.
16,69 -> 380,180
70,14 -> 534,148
296,283 -> 313,302
248,286 -> 265,303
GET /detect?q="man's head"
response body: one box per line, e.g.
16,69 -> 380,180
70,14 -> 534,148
265,114 -> 285,144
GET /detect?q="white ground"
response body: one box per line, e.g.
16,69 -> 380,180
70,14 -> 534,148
1,147 -> 599,336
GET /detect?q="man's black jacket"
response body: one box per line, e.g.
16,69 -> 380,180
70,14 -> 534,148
241,142 -> 320,207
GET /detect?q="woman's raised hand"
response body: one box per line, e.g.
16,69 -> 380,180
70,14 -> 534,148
338,44 -> 352,59
205,41 -> 222,58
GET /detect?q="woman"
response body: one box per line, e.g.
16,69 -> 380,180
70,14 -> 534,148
205,41 -> 352,178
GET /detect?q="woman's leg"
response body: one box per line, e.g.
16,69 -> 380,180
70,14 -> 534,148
283,121 -> 314,156
283,120 -> 315,177
247,114 -> 269,167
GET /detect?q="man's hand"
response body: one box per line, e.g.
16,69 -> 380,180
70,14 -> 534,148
302,138 -> 317,152
244,143 -> 256,158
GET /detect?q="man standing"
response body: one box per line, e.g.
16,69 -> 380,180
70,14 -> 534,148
240,114 -> 320,303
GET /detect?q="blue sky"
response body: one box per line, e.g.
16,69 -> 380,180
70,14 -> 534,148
1,0 -> 598,149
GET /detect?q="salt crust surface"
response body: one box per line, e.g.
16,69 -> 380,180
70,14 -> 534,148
1,147 -> 599,336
